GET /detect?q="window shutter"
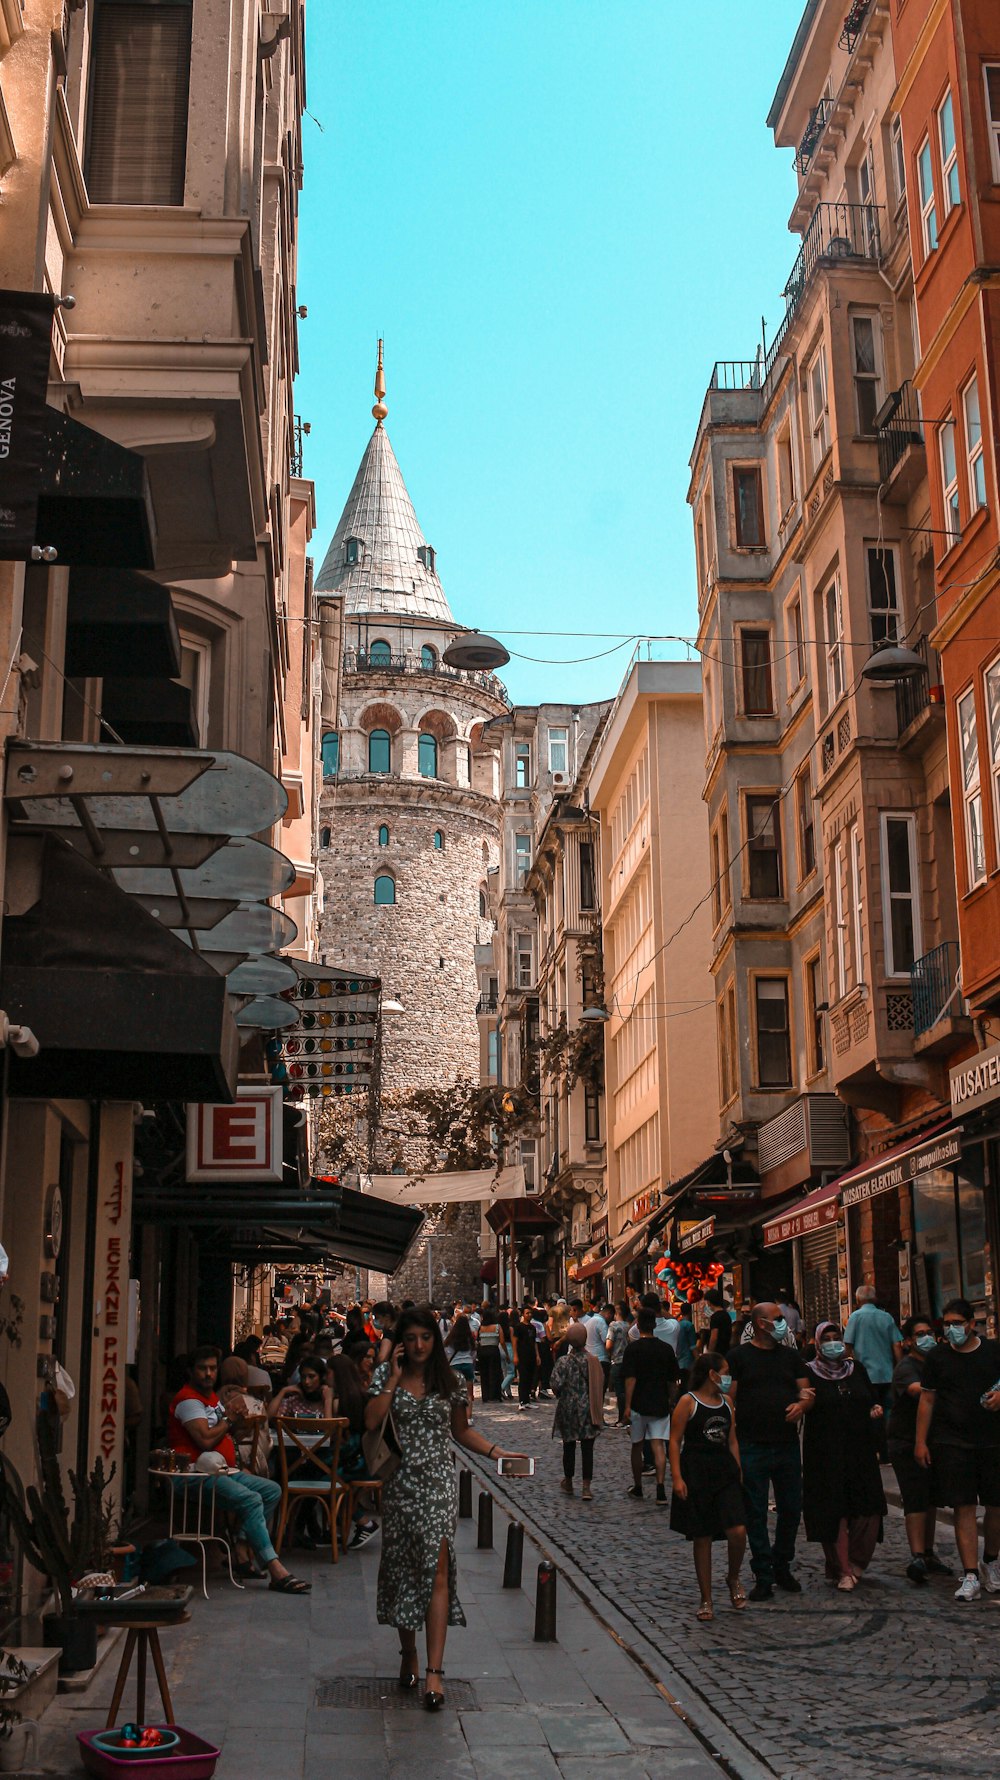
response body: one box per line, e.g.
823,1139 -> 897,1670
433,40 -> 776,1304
86,4 -> 192,205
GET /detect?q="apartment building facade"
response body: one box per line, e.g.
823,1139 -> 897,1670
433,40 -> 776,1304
685,0 -> 989,1331
0,0 -> 324,1615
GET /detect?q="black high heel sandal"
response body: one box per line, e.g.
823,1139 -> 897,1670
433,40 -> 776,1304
424,1666 -> 445,1711
398,1647 -> 419,1691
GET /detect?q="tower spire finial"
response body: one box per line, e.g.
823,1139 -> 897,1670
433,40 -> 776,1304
372,338 -> 388,423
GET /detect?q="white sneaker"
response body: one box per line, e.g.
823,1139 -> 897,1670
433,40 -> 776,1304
954,1572 -> 981,1602
981,1557 -> 1000,1594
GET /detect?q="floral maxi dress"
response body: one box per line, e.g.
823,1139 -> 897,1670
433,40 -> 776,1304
369,1361 -> 468,1631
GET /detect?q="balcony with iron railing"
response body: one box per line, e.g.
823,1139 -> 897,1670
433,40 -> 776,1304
876,380 -> 924,489
839,0 -> 873,53
910,940 -> 973,1055
343,648 -> 512,709
895,636 -> 944,744
796,98 -> 834,174
476,994 -> 498,1016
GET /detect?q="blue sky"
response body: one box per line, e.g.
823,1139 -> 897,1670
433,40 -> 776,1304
298,0 -> 803,706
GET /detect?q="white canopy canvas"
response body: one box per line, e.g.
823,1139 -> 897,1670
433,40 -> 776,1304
359,1164 -> 527,1205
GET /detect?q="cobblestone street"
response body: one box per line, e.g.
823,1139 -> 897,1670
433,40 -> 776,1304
464,1400 -> 1000,1780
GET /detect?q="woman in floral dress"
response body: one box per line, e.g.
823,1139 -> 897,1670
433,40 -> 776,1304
365,1305 -> 525,1710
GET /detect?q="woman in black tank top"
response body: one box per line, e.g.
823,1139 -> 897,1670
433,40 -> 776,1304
668,1351 -> 747,1621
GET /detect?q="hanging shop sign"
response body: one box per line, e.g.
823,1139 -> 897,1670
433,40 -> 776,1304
677,1217 -> 715,1253
186,1085 -> 284,1182
763,1190 -> 839,1247
950,1044 -> 1000,1117
0,290 -> 57,559
840,1129 -> 962,1209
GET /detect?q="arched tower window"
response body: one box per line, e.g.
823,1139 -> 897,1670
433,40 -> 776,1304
320,825 -> 331,848
433,830 -> 444,849
369,729 -> 391,774
374,874 -> 396,906
369,639 -> 392,667
418,733 -> 438,778
378,824 -> 389,847
344,536 -> 364,566
479,888 -> 488,918
421,644 -> 437,671
321,731 -> 339,780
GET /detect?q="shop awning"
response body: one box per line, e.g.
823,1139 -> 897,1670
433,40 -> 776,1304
762,1180 -> 841,1248
602,1205 -> 664,1273
1,833 -> 239,1101
65,568 -> 181,679
361,1165 -> 526,1206
761,1121 -> 963,1245
486,1197 -> 560,1236
133,1176 -> 423,1274
572,1250 -> 608,1281
36,407 -> 156,570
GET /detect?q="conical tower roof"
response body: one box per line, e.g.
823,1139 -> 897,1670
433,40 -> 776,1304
315,347 -> 453,623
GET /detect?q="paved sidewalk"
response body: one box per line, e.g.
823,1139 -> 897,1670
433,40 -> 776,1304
33,1506 -> 725,1780
462,1400 -> 1000,1780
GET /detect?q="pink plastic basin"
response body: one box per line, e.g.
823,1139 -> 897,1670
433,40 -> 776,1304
78,1727 -> 220,1780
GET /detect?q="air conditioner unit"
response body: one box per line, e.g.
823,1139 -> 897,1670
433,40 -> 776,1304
552,772 -> 568,787
570,1207 -> 592,1248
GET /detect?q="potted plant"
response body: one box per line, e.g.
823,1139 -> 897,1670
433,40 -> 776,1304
0,1420 -> 116,1675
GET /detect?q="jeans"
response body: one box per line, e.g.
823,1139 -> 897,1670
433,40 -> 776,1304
740,1441 -> 802,1585
205,1471 -> 281,1565
610,1362 -> 627,1422
562,1439 -> 594,1481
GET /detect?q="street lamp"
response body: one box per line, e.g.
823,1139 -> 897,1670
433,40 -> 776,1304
860,639 -> 926,682
382,996 -> 405,1015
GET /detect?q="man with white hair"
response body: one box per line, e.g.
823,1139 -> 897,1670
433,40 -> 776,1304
844,1284 -> 903,1456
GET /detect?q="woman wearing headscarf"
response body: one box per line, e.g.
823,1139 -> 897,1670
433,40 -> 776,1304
550,1323 -> 604,1500
801,1320 -> 886,1591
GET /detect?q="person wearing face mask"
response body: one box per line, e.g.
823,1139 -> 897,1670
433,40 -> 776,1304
726,1303 -> 814,1600
915,1297 -> 1000,1602
801,1321 -> 886,1591
668,1351 -> 746,1621
843,1284 -> 903,1461
888,1318 -> 950,1584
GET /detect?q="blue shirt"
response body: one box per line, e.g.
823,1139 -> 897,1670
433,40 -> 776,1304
676,1318 -> 698,1369
843,1302 -> 902,1385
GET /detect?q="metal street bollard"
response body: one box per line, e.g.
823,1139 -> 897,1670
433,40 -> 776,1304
458,1469 -> 473,1518
477,1490 -> 494,1549
534,1561 -> 557,1642
502,1520 -> 524,1589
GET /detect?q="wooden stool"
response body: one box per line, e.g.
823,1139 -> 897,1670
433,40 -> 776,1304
103,1612 -> 190,1729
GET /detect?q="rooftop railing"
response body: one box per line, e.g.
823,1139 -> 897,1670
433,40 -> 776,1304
343,649 -> 512,709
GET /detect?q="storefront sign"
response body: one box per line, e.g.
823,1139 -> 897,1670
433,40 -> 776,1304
950,1045 -> 1000,1117
100,1160 -> 125,1463
678,1217 -> 715,1253
186,1085 -> 283,1182
840,1130 -> 963,1209
763,1194 -> 838,1247
0,290 -> 57,559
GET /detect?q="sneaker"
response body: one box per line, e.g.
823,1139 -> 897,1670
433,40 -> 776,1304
516,1403 -> 526,1412
981,1557 -> 1000,1594
955,1572 -> 981,1603
655,1483 -> 667,1506
748,1581 -> 773,1602
349,1521 -> 379,1550
905,1556 -> 929,1585
924,1550 -> 951,1576
774,1568 -> 802,1594
641,1465 -> 656,1477
627,1484 -> 644,1500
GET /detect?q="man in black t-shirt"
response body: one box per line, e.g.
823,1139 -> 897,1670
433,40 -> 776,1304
704,1288 -> 733,1355
621,1309 -> 680,1504
728,1302 -> 813,1600
915,1296 -> 1000,1602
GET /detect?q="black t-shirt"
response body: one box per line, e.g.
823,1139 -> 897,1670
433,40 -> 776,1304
621,1338 -> 679,1418
922,1337 -> 1000,1449
887,1353 -> 924,1444
708,1310 -> 732,1355
728,1342 -> 808,1445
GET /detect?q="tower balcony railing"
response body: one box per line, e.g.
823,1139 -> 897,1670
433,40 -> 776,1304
343,648 -> 511,709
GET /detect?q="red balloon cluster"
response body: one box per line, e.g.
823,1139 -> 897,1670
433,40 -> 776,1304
653,1253 -> 724,1303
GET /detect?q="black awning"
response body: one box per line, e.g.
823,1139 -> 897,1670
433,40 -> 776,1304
65,568 -> 181,679
1,834 -> 239,1101
100,678 -> 197,747
132,1178 -> 423,1274
36,409 -> 156,570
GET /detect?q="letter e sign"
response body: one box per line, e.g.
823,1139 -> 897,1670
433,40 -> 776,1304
186,1086 -> 284,1181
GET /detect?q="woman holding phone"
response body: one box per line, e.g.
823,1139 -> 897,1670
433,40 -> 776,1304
365,1304 -> 526,1711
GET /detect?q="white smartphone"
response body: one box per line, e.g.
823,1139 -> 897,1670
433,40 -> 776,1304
497,1455 -> 534,1477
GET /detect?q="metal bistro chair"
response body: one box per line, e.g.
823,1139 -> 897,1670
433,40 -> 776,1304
275,1416 -> 350,1563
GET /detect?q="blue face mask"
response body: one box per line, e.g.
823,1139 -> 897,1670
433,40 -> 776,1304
916,1334 -> 937,1354
718,1374 -> 733,1395
820,1340 -> 845,1359
946,1324 -> 970,1347
770,1318 -> 788,1341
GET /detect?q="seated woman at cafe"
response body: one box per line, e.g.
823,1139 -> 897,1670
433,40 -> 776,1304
268,1354 -> 333,1420
330,1350 -> 380,1549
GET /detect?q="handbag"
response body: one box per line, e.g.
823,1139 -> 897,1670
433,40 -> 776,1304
362,1405 -> 402,1482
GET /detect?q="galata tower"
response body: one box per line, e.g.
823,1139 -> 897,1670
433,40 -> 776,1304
315,348 -> 507,1302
